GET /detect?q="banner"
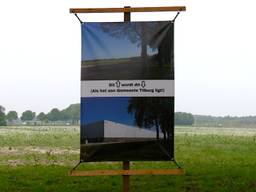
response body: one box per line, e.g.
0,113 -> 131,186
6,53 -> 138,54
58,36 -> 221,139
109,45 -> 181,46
80,21 -> 174,161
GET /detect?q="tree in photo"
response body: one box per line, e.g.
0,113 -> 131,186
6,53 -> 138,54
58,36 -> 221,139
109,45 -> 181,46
101,22 -> 172,64
0,105 -> 7,126
127,97 -> 174,140
100,22 -> 152,61
149,22 -> 174,67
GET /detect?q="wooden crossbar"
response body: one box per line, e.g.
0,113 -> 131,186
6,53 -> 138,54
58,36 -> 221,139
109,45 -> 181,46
70,6 -> 186,14
70,168 -> 185,176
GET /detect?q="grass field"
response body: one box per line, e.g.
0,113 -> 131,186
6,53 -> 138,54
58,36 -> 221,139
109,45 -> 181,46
0,126 -> 256,192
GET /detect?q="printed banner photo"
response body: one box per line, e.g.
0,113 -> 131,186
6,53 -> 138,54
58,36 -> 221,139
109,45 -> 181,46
80,21 -> 175,161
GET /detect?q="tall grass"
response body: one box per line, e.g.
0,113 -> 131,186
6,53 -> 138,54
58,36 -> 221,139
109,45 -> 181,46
0,126 -> 256,191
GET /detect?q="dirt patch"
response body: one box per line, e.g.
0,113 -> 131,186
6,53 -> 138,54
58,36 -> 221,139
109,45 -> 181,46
27,147 -> 79,155
6,160 -> 24,166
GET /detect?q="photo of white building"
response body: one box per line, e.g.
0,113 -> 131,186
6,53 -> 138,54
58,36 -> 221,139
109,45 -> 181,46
81,120 -> 163,143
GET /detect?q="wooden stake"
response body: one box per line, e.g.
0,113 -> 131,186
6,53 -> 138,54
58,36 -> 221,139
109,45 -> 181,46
123,161 -> 130,192
123,7 -> 130,190
124,6 -> 131,22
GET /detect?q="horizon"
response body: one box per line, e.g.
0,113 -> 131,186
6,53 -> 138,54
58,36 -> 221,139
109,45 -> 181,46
2,102 -> 256,119
1,1 -> 256,117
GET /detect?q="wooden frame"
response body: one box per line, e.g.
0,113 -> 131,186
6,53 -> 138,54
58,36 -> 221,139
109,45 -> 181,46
70,6 -> 186,14
70,168 -> 185,176
70,5 -> 186,191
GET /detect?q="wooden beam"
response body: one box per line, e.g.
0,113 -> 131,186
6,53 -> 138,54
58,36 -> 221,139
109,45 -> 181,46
70,6 -> 186,14
123,161 -> 130,192
70,168 -> 185,176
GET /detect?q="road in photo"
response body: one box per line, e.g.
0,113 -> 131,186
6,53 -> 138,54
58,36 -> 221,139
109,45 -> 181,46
81,21 -> 174,80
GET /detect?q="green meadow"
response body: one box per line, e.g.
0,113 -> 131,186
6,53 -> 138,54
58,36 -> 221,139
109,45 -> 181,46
0,126 -> 256,192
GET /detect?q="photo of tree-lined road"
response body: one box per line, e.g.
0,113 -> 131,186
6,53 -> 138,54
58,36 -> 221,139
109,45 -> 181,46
81,21 -> 174,80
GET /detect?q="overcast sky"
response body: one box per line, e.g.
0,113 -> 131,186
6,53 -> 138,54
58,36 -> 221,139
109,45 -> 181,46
1,0 -> 256,117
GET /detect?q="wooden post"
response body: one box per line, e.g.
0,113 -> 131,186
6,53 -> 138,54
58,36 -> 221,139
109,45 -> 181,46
123,161 -> 130,192
123,9 -> 130,191
124,6 -> 131,22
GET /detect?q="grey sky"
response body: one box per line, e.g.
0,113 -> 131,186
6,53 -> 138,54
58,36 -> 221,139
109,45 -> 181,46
0,0 -> 256,116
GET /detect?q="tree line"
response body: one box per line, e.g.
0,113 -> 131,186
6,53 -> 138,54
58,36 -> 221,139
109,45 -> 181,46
4,102 -> 256,128
0,104 -> 79,126
193,115 -> 256,128
0,104 -> 195,126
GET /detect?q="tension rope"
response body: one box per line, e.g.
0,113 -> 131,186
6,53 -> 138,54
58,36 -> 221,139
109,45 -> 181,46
73,11 -> 181,24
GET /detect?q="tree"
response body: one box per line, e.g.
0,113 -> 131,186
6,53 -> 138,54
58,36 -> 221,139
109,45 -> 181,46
175,112 -> 194,126
100,22 -> 150,60
6,111 -> 18,122
0,105 -> 7,126
127,97 -> 174,140
37,112 -> 47,122
47,108 -> 61,122
21,110 -> 35,121
101,22 -> 173,65
149,22 -> 174,67
61,104 -> 80,124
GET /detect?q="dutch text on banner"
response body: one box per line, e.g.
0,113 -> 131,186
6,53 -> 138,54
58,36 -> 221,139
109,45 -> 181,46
81,80 -> 174,97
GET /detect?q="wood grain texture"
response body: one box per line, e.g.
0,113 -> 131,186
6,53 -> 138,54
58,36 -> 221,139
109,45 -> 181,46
123,161 -> 130,192
70,168 -> 185,176
70,6 -> 186,13
124,6 -> 131,22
